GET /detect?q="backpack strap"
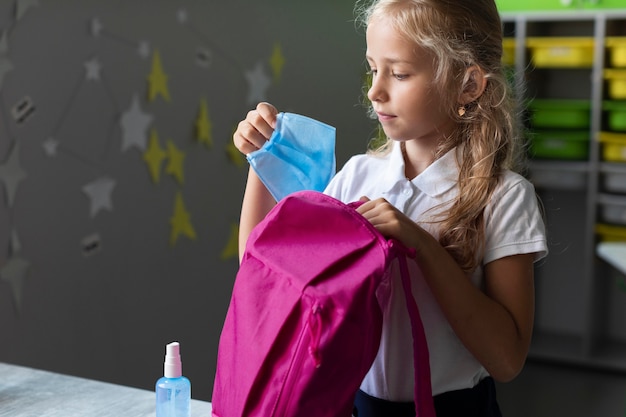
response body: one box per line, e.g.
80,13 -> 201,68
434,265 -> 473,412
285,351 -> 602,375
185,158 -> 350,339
391,240 -> 436,417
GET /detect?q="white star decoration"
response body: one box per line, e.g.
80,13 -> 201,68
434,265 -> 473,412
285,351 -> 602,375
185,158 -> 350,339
42,137 -> 59,156
138,41 -> 150,59
1,256 -> 30,314
15,0 -> 39,21
0,30 -> 14,90
120,94 -> 153,152
84,57 -> 101,81
244,61 -> 271,105
0,141 -> 27,207
90,17 -> 103,37
177,9 -> 188,24
82,176 -> 116,218
10,229 -> 21,254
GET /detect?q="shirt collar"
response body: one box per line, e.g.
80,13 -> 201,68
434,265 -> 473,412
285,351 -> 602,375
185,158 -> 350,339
384,141 -> 459,197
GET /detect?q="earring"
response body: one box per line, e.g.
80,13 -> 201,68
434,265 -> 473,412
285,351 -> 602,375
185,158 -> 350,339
457,105 -> 466,117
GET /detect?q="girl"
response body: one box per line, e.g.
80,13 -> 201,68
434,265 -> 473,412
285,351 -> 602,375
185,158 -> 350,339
232,0 -> 548,416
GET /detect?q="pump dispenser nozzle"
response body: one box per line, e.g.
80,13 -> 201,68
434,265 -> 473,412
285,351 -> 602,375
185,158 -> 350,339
164,341 -> 182,378
156,341 -> 191,417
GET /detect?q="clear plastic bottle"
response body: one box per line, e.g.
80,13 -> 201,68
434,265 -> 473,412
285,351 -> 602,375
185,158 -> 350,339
156,342 -> 191,417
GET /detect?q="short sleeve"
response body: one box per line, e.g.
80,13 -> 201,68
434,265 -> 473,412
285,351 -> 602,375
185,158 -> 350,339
483,172 -> 548,265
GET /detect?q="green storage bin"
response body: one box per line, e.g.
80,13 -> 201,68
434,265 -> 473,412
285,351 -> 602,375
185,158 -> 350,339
529,99 -> 592,129
497,0 -> 626,11
604,101 -> 626,131
530,130 -> 590,160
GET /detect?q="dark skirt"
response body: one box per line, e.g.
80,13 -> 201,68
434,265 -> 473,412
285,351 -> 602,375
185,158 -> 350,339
353,377 -> 503,417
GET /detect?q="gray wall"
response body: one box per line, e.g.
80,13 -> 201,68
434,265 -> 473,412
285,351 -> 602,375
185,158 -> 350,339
0,0 -> 375,401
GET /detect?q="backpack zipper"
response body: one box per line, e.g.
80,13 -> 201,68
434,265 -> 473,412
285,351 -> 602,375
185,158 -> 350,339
272,302 -> 324,416
307,303 -> 323,368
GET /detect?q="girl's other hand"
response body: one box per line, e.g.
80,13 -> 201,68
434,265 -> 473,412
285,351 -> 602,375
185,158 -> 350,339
233,102 -> 279,155
356,196 -> 423,250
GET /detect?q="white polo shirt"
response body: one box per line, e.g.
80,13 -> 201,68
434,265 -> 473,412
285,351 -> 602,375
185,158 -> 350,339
324,141 -> 548,400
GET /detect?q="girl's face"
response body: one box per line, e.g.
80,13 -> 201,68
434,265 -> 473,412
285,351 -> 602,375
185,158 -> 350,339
365,19 -> 455,146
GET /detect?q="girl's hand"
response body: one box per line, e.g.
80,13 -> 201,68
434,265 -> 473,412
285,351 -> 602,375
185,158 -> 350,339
233,102 -> 279,155
356,196 -> 424,250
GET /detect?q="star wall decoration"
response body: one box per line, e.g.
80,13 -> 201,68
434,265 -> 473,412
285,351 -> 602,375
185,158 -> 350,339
0,31 -> 14,90
143,129 -> 166,183
42,138 -> 60,156
220,223 -> 239,260
10,230 -> 21,255
147,49 -> 170,102
0,5 -> 297,321
177,9 -> 188,24
0,30 -> 9,53
120,94 -> 153,152
84,57 -> 102,81
195,98 -> 212,148
170,191 -> 196,246
244,61 -> 271,105
90,17 -> 103,37
225,140 -> 246,168
138,41 -> 150,59
165,140 -> 185,185
0,141 -> 27,207
15,0 -> 39,21
82,176 -> 116,218
1,256 -> 30,314
269,43 -> 285,82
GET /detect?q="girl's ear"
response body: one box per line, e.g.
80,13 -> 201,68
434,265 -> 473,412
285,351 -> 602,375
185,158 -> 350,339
458,65 -> 487,105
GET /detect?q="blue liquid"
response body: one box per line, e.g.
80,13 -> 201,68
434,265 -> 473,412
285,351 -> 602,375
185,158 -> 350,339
156,376 -> 191,417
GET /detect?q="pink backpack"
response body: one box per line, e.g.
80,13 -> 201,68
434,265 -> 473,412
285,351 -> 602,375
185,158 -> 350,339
211,191 -> 435,417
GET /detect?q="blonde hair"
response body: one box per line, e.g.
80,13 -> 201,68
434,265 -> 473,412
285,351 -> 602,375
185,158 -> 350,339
356,0 -> 526,272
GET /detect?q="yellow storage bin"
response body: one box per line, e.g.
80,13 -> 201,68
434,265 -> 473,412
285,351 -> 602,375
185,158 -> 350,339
502,38 -> 516,66
604,69 -> 626,99
606,37 -> 626,68
527,37 -> 595,68
598,132 -> 626,162
596,223 -> 626,243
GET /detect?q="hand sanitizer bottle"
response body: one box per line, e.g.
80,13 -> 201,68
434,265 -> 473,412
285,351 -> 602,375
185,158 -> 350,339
156,342 -> 191,417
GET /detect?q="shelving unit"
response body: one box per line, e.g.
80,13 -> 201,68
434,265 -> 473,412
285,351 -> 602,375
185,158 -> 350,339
500,9 -> 626,372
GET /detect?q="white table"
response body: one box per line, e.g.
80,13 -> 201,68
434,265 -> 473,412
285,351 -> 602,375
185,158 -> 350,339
0,362 -> 213,416
597,242 -> 626,275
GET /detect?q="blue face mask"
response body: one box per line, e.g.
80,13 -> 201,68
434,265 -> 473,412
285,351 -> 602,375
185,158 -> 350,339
247,112 -> 336,202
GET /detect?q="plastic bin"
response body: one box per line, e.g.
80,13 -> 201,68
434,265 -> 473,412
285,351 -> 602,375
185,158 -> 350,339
602,204 -> 626,226
599,194 -> 626,226
603,171 -> 626,193
529,99 -> 591,129
603,101 -> 626,131
530,130 -> 589,160
596,223 -> 626,243
502,38 -> 516,66
527,37 -> 595,68
528,166 -> 587,190
604,69 -> 626,100
599,132 -> 626,162
606,37 -> 626,68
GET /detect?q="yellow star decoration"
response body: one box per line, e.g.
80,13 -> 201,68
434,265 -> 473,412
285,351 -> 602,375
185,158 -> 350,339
165,140 -> 185,185
143,129 -> 167,183
226,125 -> 246,168
196,98 -> 213,148
226,141 -> 246,168
170,191 -> 196,246
220,223 -> 239,260
148,49 -> 170,102
269,42 -> 285,82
